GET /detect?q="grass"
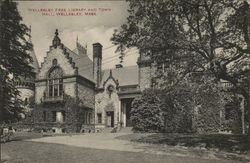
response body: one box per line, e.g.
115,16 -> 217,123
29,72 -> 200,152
116,133 -> 250,154
1,131 -> 249,162
1,131 -> 88,143
2,139 -> 234,163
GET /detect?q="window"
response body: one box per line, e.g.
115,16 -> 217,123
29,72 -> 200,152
97,113 -> 102,124
225,104 -> 233,120
52,59 -> 57,66
157,62 -> 166,72
52,111 -> 66,123
84,112 -> 88,124
52,111 -> 56,122
107,85 -> 114,98
88,113 -> 92,124
24,98 -> 28,105
84,112 -> 92,124
43,111 -> 46,121
47,67 -> 63,97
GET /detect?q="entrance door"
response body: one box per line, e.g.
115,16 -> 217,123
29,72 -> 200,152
106,111 -> 114,127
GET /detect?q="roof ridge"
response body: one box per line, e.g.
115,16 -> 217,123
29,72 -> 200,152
102,65 -> 138,71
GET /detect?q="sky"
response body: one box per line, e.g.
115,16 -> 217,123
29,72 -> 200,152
17,1 -> 139,70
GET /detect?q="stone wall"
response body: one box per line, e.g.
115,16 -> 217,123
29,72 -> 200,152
35,81 -> 46,104
64,77 -> 77,97
77,82 -> 95,109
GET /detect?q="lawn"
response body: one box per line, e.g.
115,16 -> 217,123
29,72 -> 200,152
2,133 -> 237,163
116,133 -> 250,154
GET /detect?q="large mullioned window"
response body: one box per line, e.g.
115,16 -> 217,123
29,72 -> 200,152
47,66 -> 63,97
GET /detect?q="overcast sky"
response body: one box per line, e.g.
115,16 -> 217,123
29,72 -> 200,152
17,1 -> 139,69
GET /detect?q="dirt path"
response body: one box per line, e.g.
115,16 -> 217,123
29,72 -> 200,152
27,133 -> 248,162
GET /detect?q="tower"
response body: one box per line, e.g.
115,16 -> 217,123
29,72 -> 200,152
75,36 -> 87,55
15,26 -> 39,113
93,43 -> 102,88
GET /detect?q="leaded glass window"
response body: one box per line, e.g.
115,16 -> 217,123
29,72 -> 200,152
47,67 -> 63,97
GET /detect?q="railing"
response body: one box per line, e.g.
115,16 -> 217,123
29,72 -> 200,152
43,95 -> 64,102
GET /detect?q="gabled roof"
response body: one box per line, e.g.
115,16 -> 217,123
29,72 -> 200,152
28,26 -> 39,73
100,65 -> 139,87
29,48 -> 39,73
64,46 -> 93,82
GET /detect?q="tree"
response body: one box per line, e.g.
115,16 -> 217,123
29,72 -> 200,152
112,0 -> 250,138
0,0 -> 34,123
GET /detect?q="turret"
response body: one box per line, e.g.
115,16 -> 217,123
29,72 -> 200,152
15,25 -> 39,115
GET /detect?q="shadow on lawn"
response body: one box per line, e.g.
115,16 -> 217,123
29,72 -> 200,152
118,133 -> 249,153
2,132 -> 43,143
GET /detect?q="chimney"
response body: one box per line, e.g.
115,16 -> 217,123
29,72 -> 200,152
93,43 -> 102,87
93,43 -> 102,59
115,64 -> 123,68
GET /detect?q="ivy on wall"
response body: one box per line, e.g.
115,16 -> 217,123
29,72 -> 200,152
31,94 -> 92,132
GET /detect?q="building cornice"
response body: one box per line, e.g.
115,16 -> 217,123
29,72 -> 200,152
35,74 -> 95,88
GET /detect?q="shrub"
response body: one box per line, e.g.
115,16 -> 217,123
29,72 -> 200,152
131,89 -> 164,132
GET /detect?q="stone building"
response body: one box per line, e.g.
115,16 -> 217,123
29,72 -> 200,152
23,29 -> 153,133
18,29 -> 245,133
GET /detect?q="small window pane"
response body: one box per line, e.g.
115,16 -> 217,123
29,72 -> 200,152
97,113 -> 102,124
49,85 -> 53,97
54,79 -> 59,84
59,84 -> 63,96
54,86 -> 58,96
52,59 -> 57,66
52,111 -> 56,122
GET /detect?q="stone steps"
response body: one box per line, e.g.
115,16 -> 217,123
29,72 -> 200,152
118,127 -> 133,133
101,127 -> 113,133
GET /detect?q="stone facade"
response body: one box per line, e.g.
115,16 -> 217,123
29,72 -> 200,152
95,71 -> 120,129
31,30 -> 95,133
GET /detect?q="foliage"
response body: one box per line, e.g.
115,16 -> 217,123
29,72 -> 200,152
0,0 -> 34,123
32,95 -> 92,132
131,89 -> 164,132
132,73 -> 231,133
112,0 -> 250,135
161,74 -> 230,133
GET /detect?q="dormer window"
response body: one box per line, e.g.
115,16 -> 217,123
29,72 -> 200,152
47,67 -> 63,97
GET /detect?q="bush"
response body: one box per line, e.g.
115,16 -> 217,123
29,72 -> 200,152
161,88 -> 193,133
131,89 -> 164,132
131,76 -> 232,134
